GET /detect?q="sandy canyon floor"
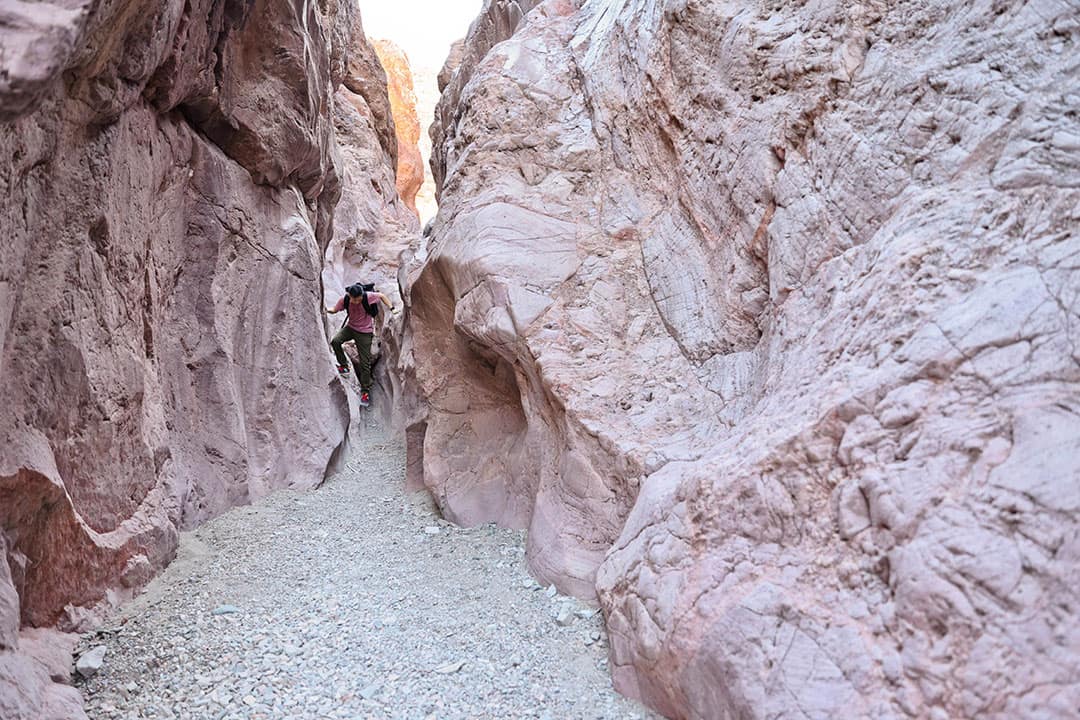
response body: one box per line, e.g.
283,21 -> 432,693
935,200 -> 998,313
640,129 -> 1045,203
76,419 -> 655,720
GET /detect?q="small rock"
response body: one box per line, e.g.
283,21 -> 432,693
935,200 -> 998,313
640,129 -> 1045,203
555,605 -> 574,627
424,526 -> 440,535
76,646 -> 108,679
432,659 -> 466,674
212,605 -> 241,616
544,585 -> 558,599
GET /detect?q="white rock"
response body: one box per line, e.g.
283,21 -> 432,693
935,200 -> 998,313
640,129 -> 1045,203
76,646 -> 108,679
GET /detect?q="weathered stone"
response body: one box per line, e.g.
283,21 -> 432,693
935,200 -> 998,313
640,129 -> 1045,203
74,646 -> 106,680
211,606 -> 241,617
372,39 -> 425,216
0,0 -> 402,715
436,39 -> 465,94
401,1 -> 1080,718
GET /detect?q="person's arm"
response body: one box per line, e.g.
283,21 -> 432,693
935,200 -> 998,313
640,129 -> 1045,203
377,293 -> 395,312
326,296 -> 345,314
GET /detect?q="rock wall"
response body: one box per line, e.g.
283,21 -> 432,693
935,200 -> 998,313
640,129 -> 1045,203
372,39 -> 425,218
410,58 -> 444,225
401,0 -> 1080,718
0,1 -> 400,717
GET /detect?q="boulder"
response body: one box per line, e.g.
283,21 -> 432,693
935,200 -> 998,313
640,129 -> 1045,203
73,647 -> 105,680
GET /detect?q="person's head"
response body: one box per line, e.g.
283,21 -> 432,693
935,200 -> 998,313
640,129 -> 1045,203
347,282 -> 376,297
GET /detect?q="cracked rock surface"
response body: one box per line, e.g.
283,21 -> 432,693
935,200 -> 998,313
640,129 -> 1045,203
400,1 -> 1080,718
79,427 -> 655,720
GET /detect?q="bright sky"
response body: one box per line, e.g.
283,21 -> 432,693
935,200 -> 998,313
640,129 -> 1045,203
357,0 -> 483,69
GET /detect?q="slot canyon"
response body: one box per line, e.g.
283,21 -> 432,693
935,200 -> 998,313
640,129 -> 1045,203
1,0 -> 1077,719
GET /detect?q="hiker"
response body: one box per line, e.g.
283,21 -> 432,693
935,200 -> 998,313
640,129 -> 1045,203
327,283 -> 394,406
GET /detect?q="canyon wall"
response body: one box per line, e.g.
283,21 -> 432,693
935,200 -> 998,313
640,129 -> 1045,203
372,39 -> 425,218
0,2 -> 401,717
322,29 -> 419,303
402,0 -> 1080,718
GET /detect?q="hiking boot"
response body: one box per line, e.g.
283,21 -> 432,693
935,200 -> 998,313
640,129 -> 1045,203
337,365 -> 349,375
359,391 -> 370,407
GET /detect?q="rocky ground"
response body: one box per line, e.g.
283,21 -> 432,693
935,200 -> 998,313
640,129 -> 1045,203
76,418 -> 654,720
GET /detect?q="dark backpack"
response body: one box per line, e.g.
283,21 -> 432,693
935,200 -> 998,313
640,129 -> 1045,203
360,284 -> 378,318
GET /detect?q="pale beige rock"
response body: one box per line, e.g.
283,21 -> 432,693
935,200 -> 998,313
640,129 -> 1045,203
402,0 -> 1080,718
411,59 -> 443,224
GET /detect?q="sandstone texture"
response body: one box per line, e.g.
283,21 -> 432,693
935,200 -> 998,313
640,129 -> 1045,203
372,39 -> 425,217
410,58 -> 446,225
401,1 -> 1080,718
0,1 -> 399,717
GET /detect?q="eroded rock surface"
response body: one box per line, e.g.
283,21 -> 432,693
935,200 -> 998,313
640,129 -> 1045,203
0,1 -> 397,716
372,39 -> 425,217
402,1 -> 1080,718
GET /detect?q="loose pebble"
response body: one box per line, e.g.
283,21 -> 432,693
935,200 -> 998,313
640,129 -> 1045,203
76,431 -> 655,719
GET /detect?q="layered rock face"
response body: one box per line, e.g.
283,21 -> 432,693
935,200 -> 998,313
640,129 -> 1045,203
0,1 -> 396,716
372,39 -> 425,217
323,28 -> 419,299
403,1 -> 1080,718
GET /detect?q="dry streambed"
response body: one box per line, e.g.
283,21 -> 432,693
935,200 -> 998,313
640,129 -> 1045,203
76,429 -> 655,720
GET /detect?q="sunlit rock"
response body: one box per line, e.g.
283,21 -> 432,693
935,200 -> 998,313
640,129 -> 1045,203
372,38 -> 425,217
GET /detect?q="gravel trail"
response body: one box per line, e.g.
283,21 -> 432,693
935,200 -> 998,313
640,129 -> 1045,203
78,424 -> 655,720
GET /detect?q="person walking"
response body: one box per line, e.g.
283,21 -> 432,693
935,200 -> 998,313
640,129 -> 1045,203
327,283 -> 393,406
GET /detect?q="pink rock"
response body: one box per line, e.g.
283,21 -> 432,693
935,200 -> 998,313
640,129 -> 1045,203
0,0 -> 399,714
401,0 -> 1080,718
372,39 -> 425,217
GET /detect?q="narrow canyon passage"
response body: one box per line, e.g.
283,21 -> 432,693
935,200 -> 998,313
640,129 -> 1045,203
76,423 -> 655,720
3,0 -> 1078,718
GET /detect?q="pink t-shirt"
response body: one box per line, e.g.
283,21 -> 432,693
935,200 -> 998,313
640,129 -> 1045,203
333,292 -> 378,333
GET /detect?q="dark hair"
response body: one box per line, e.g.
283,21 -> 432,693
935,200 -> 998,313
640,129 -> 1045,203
347,282 -> 375,297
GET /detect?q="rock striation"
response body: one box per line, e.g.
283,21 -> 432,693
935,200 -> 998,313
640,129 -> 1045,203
0,1 -> 401,717
401,0 -> 1080,718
